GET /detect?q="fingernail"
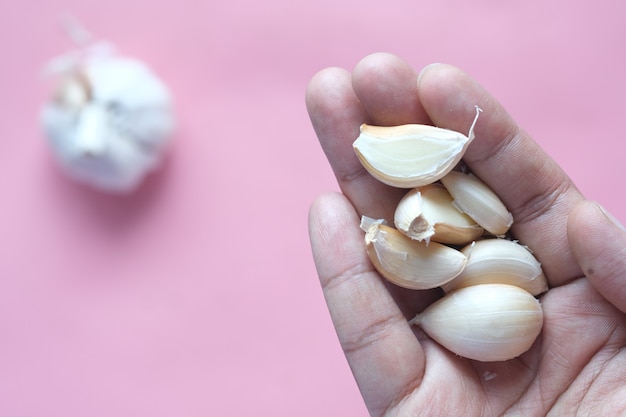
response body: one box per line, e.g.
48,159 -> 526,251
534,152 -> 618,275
417,63 -> 443,86
596,202 -> 626,231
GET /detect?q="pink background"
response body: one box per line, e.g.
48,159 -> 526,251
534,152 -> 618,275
1,0 -> 625,415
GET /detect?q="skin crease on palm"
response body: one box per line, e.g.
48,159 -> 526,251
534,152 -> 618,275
305,52 -> 626,416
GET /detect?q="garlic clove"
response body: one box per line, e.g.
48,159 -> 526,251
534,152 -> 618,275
353,124 -> 469,188
441,239 -> 548,295
54,71 -> 91,108
411,283 -> 543,362
394,184 -> 484,245
352,107 -> 482,189
360,216 -> 467,290
440,171 -> 513,236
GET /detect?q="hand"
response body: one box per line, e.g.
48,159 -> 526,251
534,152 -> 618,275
305,52 -> 626,416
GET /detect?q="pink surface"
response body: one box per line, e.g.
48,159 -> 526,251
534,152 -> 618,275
2,0 -> 626,415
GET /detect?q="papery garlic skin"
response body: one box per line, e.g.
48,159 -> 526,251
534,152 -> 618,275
394,184 -> 483,245
412,284 -> 543,362
441,239 -> 548,295
360,216 -> 467,290
41,52 -> 175,193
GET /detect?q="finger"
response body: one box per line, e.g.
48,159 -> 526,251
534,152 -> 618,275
305,67 -> 404,222
308,192 -> 425,415
416,63 -> 584,287
351,52 -> 430,126
567,200 -> 626,313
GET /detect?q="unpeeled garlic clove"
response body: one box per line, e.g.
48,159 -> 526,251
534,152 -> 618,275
440,171 -> 513,236
410,283 -> 543,362
394,184 -> 483,245
352,107 -> 482,188
360,216 -> 467,290
441,239 -> 548,295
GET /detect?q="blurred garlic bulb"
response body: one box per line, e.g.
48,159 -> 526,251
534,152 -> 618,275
40,37 -> 175,193
411,284 -> 543,362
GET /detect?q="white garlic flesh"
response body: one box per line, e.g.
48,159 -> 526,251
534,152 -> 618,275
411,284 -> 543,362
41,52 -> 175,193
352,107 -> 482,188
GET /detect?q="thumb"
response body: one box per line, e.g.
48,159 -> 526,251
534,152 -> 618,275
567,200 -> 626,313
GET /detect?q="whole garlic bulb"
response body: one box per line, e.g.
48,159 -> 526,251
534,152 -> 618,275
40,45 -> 175,193
411,284 -> 543,362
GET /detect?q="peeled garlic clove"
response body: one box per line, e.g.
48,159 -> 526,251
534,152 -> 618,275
440,171 -> 513,236
353,107 -> 482,188
353,124 -> 468,188
360,216 -> 467,290
441,239 -> 548,295
394,184 -> 484,245
411,284 -> 543,362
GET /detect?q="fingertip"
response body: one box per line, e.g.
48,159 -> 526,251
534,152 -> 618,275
353,51 -> 398,65
303,65 -> 367,174
352,52 -> 409,77
308,191 -> 353,227
568,200 -> 626,313
305,66 -> 351,115
415,63 -> 497,132
308,192 -> 360,249
567,200 -> 625,243
596,202 -> 626,232
351,53 -> 427,125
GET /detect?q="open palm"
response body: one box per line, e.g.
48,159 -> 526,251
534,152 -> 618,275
306,53 -> 626,416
